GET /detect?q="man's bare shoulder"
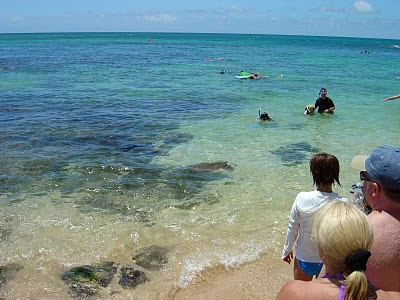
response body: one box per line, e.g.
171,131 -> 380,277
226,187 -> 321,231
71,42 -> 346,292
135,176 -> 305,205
368,210 -> 400,229
376,290 -> 400,300
367,209 -> 400,291
276,280 -> 336,300
368,210 -> 400,250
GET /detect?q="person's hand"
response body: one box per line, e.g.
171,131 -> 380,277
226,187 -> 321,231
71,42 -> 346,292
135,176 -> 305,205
283,251 -> 293,264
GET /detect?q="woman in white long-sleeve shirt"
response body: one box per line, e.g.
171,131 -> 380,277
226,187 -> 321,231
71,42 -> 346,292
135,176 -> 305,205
282,153 -> 347,281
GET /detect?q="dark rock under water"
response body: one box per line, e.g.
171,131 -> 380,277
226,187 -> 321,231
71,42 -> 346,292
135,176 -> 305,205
61,262 -> 117,299
270,142 -> 321,166
0,263 -> 23,290
132,245 -> 169,271
61,261 -> 152,298
118,267 -> 148,289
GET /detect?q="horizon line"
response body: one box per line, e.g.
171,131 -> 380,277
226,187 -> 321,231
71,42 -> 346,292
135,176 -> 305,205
0,31 -> 399,41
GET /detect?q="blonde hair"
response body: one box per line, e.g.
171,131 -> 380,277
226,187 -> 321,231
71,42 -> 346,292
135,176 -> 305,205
312,201 -> 373,300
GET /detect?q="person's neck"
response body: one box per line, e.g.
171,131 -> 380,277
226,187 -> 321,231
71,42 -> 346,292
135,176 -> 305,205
317,184 -> 333,193
324,264 -> 343,277
372,197 -> 400,218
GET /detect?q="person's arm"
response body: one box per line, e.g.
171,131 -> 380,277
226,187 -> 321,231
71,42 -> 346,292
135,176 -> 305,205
384,94 -> 400,102
314,99 -> 321,112
282,199 -> 300,263
314,99 -> 318,109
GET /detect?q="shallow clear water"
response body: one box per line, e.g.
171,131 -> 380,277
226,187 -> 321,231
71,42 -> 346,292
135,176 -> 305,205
0,32 -> 399,298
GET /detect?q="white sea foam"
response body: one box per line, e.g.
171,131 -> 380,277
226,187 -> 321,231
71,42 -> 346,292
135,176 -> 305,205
178,253 -> 212,288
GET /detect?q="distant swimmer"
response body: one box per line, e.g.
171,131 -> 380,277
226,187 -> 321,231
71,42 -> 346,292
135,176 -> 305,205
147,39 -> 151,44
384,94 -> 400,102
314,87 -> 335,113
304,104 -> 315,115
0,66 -> 15,71
259,112 -> 274,121
220,69 -> 227,74
249,73 -> 265,79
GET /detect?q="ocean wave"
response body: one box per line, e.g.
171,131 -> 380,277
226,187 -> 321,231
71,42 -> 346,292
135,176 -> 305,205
177,240 -> 264,288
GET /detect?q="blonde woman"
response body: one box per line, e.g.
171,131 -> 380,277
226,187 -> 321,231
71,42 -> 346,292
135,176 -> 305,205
276,201 -> 400,300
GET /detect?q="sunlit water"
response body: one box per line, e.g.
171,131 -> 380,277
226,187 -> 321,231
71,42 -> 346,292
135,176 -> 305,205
0,32 -> 399,298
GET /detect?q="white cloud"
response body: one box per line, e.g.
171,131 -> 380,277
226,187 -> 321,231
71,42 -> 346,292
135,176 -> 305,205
313,2 -> 374,14
229,5 -> 244,13
143,14 -> 176,23
227,5 -> 253,14
327,16 -> 337,27
353,1 -> 374,13
318,6 -> 328,12
9,16 -> 24,23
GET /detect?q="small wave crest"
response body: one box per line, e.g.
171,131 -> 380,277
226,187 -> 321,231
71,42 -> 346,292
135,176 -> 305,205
177,240 -> 263,288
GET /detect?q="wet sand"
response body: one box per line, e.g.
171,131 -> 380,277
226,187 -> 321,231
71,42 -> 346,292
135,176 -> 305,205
172,252 -> 292,300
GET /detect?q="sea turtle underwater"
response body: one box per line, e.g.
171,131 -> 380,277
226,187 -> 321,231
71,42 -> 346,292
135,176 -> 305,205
186,161 -> 234,173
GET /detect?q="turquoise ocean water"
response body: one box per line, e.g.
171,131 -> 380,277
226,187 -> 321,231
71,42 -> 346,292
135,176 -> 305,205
1,32 -> 399,298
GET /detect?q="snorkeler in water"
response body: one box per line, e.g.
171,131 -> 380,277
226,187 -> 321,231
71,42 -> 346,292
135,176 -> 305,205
304,104 -> 315,115
259,112 -> 273,121
249,73 -> 265,79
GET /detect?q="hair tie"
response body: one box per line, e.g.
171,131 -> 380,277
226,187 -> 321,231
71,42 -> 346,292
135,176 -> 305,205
345,250 -> 371,272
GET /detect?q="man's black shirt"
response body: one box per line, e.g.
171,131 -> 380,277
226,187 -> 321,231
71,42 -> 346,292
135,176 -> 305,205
314,97 -> 335,113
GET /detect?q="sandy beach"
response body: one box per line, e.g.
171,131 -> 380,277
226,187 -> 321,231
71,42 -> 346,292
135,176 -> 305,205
172,250 -> 292,300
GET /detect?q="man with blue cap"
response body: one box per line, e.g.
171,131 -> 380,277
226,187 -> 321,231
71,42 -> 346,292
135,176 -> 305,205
352,145 -> 400,292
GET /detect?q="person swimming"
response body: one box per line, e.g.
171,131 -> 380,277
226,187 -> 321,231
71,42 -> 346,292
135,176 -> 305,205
259,112 -> 273,121
304,104 -> 315,115
249,73 -> 265,79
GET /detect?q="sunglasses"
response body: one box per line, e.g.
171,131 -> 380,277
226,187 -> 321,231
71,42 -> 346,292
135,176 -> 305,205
360,171 -> 373,182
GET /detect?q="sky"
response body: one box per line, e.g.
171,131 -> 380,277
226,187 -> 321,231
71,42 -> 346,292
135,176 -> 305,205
1,0 -> 399,39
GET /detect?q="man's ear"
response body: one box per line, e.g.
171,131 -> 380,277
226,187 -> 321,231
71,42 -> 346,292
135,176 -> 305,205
371,182 -> 382,198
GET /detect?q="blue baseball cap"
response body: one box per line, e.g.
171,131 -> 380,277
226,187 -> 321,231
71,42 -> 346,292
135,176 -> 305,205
352,145 -> 400,191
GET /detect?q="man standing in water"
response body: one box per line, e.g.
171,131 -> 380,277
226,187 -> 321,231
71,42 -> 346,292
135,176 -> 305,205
352,145 -> 400,291
314,87 -> 335,113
